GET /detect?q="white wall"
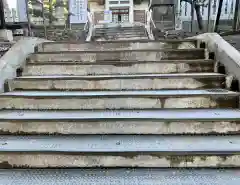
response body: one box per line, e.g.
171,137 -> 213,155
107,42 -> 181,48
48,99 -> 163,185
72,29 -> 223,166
134,1 -> 148,10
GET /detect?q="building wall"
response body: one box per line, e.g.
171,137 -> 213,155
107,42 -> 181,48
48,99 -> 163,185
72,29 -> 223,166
88,0 -> 237,25
89,2 -> 104,24
133,1 -> 148,23
89,0 -> 148,24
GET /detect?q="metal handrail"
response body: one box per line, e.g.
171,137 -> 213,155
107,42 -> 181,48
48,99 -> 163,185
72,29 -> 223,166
85,11 -> 95,42
144,0 -> 156,40
145,9 -> 155,40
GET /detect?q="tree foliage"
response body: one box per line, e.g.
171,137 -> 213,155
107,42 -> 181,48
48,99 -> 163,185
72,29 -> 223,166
28,0 -> 69,25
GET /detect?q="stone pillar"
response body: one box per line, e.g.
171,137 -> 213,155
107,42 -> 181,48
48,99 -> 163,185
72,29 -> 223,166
0,29 -> 13,41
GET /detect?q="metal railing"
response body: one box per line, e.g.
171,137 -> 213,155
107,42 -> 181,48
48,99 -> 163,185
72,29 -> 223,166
145,8 -> 156,40
144,0 -> 156,40
85,11 -> 95,42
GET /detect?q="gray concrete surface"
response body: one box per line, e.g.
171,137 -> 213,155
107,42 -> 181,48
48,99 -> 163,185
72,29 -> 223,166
36,40 -> 197,52
0,89 -> 237,109
1,135 -> 240,167
0,37 -> 49,92
0,32 -> 240,170
223,35 -> 240,51
10,73 -> 224,91
23,60 -> 213,76
0,109 -> 239,135
193,33 -> 240,88
0,169 -> 239,185
28,49 -> 205,63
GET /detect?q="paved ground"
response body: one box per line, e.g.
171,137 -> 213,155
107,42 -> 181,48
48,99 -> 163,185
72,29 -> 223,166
223,35 -> 240,51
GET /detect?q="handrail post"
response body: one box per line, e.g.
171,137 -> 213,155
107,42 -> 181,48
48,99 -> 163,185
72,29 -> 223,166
85,11 -> 94,42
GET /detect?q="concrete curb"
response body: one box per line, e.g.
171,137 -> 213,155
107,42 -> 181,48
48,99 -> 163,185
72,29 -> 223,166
192,33 -> 240,84
0,37 -> 50,92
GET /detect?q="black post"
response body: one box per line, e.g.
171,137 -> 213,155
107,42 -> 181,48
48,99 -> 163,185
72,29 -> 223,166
195,3 -> 203,30
214,0 -> 223,32
233,0 -> 240,31
190,0 -> 194,32
0,0 -> 6,29
67,0 -> 70,28
207,0 -> 212,31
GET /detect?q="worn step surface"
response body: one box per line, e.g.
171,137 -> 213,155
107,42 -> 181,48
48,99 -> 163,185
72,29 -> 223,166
27,49 -> 206,63
10,73 -> 225,90
94,27 -> 146,36
36,39 -> 198,52
0,109 -> 239,135
0,89 -> 238,109
23,59 -> 213,76
95,35 -> 148,40
95,36 -> 149,41
93,26 -> 148,41
0,135 -> 240,167
0,169 -> 239,185
95,32 -> 146,36
1,33 -> 240,180
94,26 -> 146,31
95,28 -> 146,32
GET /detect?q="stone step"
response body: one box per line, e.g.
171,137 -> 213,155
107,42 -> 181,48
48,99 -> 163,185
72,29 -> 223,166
94,30 -> 146,35
95,34 -> 147,39
23,59 -> 214,76
0,89 -> 238,109
95,30 -> 146,34
0,169 -> 239,185
95,26 -> 145,30
95,34 -> 147,38
94,36 -> 149,41
95,30 -> 145,33
95,27 -> 145,31
36,39 -> 198,52
0,135 -> 240,167
27,49 -> 206,63
10,73 -> 225,91
0,109 -> 239,134
94,36 -> 148,40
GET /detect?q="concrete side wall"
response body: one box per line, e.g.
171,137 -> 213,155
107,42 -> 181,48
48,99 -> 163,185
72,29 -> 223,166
0,37 -> 49,92
194,33 -> 240,82
193,33 -> 240,104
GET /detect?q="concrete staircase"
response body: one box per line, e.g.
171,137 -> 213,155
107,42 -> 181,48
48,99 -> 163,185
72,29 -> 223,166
0,38 -> 240,184
0,41 -> 13,57
93,24 -> 148,41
